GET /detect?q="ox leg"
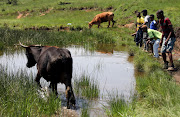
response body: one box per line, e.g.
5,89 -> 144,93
50,82 -> 58,95
98,23 -> 100,28
35,73 -> 41,87
97,21 -> 101,28
107,20 -> 110,28
65,84 -> 76,109
112,20 -> 116,27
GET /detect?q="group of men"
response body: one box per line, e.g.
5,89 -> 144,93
133,9 -> 176,71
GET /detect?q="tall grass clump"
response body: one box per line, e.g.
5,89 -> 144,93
105,92 -> 134,117
0,68 -> 61,116
128,45 -> 138,56
80,104 -> 90,117
133,50 -> 147,72
74,74 -> 100,99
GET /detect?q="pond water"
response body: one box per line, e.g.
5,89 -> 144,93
0,45 -> 136,116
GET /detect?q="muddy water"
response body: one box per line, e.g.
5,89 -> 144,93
0,45 -> 136,116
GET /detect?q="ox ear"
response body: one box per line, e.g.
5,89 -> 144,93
19,41 -> 28,48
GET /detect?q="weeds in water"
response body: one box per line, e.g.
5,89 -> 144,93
105,92 -> 132,117
74,74 -> 100,99
0,67 -> 61,116
80,103 -> 90,117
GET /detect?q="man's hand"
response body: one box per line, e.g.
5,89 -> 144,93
164,40 -> 168,46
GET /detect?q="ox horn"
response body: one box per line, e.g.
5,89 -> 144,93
18,41 -> 28,48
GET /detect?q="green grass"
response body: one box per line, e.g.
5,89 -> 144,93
0,67 -> 61,117
134,70 -> 180,117
0,27 -> 116,50
81,104 -> 90,117
105,93 -> 132,117
74,74 -> 100,99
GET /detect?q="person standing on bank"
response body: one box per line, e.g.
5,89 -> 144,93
134,12 -> 144,47
142,10 -> 150,52
142,10 -> 150,28
149,14 -> 157,30
156,10 -> 176,70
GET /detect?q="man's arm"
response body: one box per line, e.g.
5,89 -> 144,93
164,25 -> 173,46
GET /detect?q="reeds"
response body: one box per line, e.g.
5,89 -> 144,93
0,67 -> 61,116
74,74 -> 100,99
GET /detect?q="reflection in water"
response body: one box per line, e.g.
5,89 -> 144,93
0,45 -> 136,116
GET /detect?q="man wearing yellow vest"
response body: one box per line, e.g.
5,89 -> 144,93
133,12 -> 144,47
136,12 -> 144,31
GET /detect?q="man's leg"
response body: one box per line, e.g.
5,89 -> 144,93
162,53 -> 168,69
166,37 -> 176,69
153,39 -> 160,58
167,52 -> 174,68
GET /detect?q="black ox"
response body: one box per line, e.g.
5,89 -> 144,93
19,42 -> 75,109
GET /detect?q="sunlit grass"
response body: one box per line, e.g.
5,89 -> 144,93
80,103 -> 90,117
74,74 -> 100,99
104,92 -> 134,117
0,27 -> 116,50
134,70 -> 180,117
0,67 -> 61,116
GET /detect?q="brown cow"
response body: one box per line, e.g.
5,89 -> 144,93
19,42 -> 75,109
89,12 -> 116,28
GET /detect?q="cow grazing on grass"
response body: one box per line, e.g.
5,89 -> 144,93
89,12 -> 116,29
19,42 -> 75,109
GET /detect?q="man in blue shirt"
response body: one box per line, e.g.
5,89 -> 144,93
149,14 -> 157,30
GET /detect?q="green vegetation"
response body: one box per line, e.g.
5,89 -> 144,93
74,74 -> 100,99
105,93 -> 132,117
134,71 -> 180,117
0,27 -> 117,52
0,0 -> 180,116
81,104 -> 90,117
0,67 -> 61,116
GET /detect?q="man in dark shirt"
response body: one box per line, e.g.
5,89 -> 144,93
156,10 -> 176,70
